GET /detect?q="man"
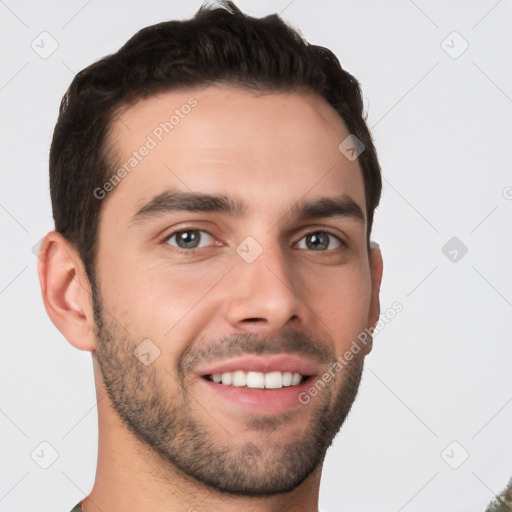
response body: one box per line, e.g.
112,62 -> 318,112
37,2 -> 384,511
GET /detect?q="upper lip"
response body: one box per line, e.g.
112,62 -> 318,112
195,354 -> 321,378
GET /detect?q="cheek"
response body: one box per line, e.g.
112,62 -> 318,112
305,261 -> 372,345
97,255 -> 225,347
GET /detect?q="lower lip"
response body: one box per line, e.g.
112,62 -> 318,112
198,377 -> 314,415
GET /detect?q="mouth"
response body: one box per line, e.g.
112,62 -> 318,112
203,370 -> 309,389
195,354 -> 319,415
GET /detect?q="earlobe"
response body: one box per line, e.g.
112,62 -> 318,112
37,231 -> 96,352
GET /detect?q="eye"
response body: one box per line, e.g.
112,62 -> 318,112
296,231 -> 343,251
164,229 -> 215,251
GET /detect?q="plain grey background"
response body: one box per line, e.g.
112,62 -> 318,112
1,1 -> 511,511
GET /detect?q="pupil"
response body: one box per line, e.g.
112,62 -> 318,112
308,233 -> 328,250
178,231 -> 199,248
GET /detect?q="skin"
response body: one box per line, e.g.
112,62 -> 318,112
38,85 -> 383,512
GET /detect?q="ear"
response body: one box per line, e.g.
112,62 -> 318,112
37,231 -> 96,351
364,241 -> 383,354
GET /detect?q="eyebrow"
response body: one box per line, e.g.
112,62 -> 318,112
292,194 -> 365,223
130,190 -> 365,226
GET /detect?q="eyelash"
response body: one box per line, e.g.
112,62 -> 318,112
162,228 -> 346,255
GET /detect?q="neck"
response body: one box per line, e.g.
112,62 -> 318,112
84,366 -> 322,512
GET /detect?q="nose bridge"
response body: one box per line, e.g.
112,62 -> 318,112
224,236 -> 304,332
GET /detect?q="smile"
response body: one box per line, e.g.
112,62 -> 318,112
205,370 -> 305,389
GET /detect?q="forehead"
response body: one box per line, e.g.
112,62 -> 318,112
104,85 -> 366,223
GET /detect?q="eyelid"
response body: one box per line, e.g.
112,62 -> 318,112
161,225 -> 347,256
163,228 -> 217,250
159,221 -> 216,241
294,225 -> 347,246
295,230 -> 345,251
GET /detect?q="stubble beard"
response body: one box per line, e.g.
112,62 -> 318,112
91,282 -> 365,497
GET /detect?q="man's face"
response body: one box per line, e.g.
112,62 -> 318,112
92,85 -> 379,495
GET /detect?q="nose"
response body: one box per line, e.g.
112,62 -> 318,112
223,243 -> 307,335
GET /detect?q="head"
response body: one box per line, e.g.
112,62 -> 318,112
39,0 -> 383,498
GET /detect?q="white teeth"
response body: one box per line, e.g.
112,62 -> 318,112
264,371 -> 283,389
232,370 -> 247,386
221,372 -> 232,385
247,371 -> 265,389
209,370 -> 305,389
282,371 -> 293,387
